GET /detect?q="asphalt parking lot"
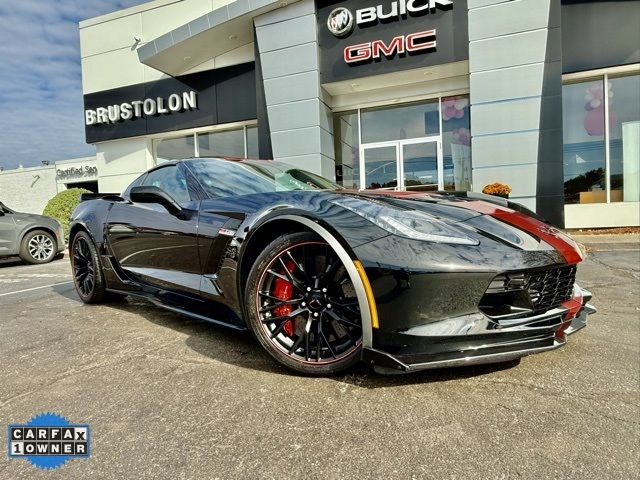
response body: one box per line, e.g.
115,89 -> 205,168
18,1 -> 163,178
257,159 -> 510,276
0,247 -> 638,479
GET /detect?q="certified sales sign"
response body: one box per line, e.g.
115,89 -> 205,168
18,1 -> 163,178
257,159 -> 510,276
316,0 -> 468,83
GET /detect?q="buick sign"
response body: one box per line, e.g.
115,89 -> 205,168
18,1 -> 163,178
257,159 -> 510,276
327,0 -> 453,38
327,7 -> 355,37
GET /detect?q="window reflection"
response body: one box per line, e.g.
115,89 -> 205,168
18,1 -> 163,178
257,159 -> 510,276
198,129 -> 245,158
609,74 -> 640,203
361,100 -> 439,143
563,80 -> 607,204
155,135 -> 195,164
246,126 -> 259,158
363,146 -> 397,189
441,95 -> 471,191
334,111 -> 360,189
403,142 -> 438,190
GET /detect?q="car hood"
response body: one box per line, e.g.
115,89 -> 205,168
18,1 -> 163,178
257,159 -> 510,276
332,190 -> 583,265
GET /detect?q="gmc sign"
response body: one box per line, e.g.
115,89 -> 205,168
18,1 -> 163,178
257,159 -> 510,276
344,30 -> 436,63
316,0 -> 468,83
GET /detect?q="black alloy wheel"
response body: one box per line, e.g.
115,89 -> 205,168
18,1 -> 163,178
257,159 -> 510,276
71,231 -> 107,304
246,232 -> 363,375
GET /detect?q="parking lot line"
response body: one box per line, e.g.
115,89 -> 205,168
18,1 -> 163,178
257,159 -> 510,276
0,281 -> 74,297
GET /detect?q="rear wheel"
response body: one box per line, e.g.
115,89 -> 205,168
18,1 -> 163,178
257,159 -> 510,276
245,232 -> 363,375
71,231 -> 107,304
19,230 -> 57,265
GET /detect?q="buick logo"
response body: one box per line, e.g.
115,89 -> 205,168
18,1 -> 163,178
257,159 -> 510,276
327,7 -> 354,37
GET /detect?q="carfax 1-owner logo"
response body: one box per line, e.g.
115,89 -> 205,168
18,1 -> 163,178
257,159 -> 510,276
8,413 -> 90,470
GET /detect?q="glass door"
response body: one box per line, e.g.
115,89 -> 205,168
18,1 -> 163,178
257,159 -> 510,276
361,143 -> 400,190
401,138 -> 442,191
361,139 -> 442,190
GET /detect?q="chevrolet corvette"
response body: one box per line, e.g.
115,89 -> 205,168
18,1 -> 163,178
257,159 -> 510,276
69,158 -> 595,375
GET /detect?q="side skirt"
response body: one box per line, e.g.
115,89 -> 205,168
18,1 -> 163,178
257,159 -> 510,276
107,288 -> 248,332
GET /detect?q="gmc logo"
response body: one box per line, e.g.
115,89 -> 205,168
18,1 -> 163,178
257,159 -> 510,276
344,30 -> 436,63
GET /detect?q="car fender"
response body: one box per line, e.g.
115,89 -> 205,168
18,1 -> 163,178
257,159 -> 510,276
14,216 -> 61,250
69,199 -> 114,249
239,211 -> 375,349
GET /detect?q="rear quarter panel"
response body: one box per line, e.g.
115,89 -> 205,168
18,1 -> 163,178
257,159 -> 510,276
69,199 -> 114,247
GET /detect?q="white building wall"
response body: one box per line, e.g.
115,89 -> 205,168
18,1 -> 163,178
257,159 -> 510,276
0,166 -> 57,214
96,138 -> 155,193
79,0 -> 237,94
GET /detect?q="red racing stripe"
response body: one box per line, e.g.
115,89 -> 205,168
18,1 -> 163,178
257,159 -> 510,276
452,201 -> 584,264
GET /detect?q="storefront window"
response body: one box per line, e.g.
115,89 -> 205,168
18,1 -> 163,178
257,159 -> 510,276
154,124 -> 258,165
198,129 -> 245,158
334,96 -> 471,191
562,72 -> 640,205
563,79 -> 608,204
609,74 -> 640,203
361,100 -> 439,144
246,126 -> 259,158
334,111 -> 360,189
441,95 -> 471,191
155,135 -> 196,163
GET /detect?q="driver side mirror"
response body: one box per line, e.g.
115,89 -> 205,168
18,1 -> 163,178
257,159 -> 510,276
129,186 -> 183,215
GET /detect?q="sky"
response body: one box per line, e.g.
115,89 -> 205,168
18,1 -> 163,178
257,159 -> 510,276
0,0 -> 147,170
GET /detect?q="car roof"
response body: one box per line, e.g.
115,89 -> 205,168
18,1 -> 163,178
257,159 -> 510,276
146,157 -> 274,174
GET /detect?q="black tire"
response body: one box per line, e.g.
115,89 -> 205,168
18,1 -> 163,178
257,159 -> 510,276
70,230 -> 107,304
19,230 -> 57,265
245,232 -> 363,376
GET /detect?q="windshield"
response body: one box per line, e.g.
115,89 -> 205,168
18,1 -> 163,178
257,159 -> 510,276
186,158 -> 343,198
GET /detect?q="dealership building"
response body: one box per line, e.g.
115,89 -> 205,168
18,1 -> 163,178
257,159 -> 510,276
11,0 -> 638,226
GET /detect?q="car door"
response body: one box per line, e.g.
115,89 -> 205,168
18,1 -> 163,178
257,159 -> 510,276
0,205 -> 17,255
105,164 -> 201,296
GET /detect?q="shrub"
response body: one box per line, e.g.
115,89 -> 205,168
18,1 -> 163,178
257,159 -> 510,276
43,188 -> 91,241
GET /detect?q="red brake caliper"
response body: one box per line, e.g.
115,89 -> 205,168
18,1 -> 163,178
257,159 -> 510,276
272,260 -> 296,336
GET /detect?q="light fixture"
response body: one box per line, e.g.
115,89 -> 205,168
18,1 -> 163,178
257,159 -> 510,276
183,56 -> 192,61
229,34 -> 238,40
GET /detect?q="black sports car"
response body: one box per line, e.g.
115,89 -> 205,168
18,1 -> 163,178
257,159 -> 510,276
69,158 -> 595,375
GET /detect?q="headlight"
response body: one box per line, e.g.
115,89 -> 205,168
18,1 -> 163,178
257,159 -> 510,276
330,196 -> 479,245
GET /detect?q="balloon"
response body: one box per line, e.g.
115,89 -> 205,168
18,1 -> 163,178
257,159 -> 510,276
454,99 -> 468,110
584,105 -> 617,136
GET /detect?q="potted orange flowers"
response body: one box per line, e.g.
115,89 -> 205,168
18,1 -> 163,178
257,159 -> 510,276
482,182 -> 512,199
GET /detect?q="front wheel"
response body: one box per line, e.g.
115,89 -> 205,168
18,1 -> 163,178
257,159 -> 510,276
245,232 -> 364,376
71,231 -> 107,304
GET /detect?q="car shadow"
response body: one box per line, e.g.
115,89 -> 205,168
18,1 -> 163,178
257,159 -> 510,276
99,295 -> 521,386
53,281 -> 84,303
0,257 -> 26,268
0,256 -> 66,269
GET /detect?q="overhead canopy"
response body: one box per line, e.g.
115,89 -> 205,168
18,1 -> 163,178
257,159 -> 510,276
137,0 -> 294,76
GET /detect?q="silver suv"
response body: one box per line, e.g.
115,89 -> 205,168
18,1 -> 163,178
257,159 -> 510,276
0,201 -> 65,264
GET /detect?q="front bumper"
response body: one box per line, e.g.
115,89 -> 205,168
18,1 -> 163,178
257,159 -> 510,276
363,289 -> 596,374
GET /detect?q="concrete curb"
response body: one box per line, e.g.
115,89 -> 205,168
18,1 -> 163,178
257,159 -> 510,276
567,233 -> 640,252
